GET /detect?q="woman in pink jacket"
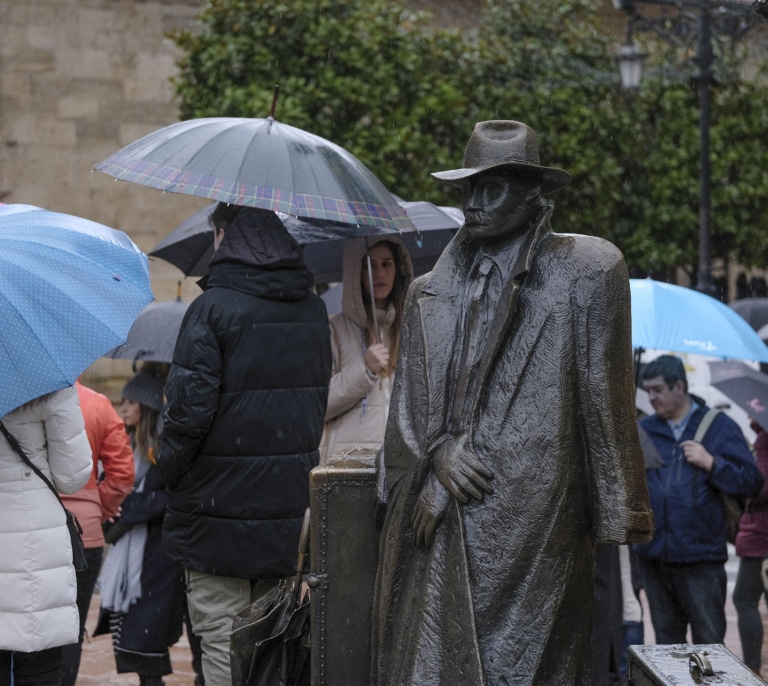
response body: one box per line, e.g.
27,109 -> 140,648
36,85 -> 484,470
733,421 -> 768,675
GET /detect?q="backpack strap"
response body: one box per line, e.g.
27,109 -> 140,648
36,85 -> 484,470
693,408 -> 720,444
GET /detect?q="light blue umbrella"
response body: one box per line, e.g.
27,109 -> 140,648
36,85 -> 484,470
0,204 -> 154,417
630,278 -> 768,363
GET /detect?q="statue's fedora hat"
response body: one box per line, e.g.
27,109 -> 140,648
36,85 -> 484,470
431,120 -> 570,195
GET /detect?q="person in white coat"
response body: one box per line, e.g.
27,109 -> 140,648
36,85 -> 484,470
0,386 -> 92,686
321,236 -> 413,463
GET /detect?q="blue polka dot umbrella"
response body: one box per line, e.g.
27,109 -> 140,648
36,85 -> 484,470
0,204 -> 154,417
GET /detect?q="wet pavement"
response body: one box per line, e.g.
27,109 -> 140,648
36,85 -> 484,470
74,549 -> 768,684
76,592 -> 197,686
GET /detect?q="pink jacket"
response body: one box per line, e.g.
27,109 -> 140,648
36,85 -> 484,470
735,428 -> 768,559
61,382 -> 134,548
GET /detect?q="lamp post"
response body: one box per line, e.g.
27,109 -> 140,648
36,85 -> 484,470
612,0 -> 760,296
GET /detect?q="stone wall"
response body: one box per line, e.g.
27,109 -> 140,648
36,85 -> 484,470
0,0 -> 209,397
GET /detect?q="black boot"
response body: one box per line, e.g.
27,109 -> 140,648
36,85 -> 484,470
139,675 -> 165,686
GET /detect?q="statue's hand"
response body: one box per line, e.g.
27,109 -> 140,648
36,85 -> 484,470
412,474 -> 452,548
432,435 -> 494,504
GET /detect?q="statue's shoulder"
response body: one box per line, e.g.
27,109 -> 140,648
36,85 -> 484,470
540,232 -> 626,272
403,272 -> 432,305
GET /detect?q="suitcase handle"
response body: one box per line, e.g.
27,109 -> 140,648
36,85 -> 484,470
689,651 -> 715,677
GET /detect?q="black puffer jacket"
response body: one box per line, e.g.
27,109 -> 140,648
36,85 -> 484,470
158,208 -> 331,579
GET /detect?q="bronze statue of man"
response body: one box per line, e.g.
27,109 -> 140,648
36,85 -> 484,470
372,121 -> 653,685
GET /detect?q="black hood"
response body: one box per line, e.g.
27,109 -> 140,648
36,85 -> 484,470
207,207 -> 313,301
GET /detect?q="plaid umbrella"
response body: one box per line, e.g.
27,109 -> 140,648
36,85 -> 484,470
94,117 -> 412,233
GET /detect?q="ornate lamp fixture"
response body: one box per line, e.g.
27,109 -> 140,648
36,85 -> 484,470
611,0 -> 764,295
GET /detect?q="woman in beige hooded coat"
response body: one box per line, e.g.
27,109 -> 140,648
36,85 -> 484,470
321,236 -> 413,463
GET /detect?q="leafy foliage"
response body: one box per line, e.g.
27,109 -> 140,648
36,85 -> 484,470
170,0 -> 473,202
170,0 -> 768,279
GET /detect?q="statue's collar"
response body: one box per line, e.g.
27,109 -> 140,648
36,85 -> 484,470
424,203 -> 553,298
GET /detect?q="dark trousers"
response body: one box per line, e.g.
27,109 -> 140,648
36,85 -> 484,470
60,546 -> 104,686
733,556 -> 767,672
0,647 -> 62,686
640,558 -> 726,644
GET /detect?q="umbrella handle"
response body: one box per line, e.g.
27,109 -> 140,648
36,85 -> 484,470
633,347 -> 644,389
292,508 -> 311,606
270,86 -> 280,119
366,253 -> 379,344
296,507 -> 310,575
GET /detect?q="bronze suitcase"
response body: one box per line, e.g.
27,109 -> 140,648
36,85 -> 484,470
627,643 -> 765,685
308,450 -> 379,686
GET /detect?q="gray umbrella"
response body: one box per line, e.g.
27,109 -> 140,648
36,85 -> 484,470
108,295 -> 189,364
729,297 -> 768,331
709,360 -> 768,431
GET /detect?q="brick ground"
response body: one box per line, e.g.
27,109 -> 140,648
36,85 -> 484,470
74,549 -> 768,684
76,595 -> 197,686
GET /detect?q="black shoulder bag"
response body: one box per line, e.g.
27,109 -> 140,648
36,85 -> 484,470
0,421 -> 89,571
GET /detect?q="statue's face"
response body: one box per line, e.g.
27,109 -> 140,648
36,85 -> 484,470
462,171 -> 541,242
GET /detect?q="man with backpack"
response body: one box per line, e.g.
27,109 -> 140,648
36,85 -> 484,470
636,354 -> 764,644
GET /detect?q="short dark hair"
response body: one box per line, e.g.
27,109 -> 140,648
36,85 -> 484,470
209,202 -> 243,233
641,354 -> 688,393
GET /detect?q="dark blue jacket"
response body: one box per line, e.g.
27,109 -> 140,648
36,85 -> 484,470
634,402 -> 763,564
158,209 -> 331,580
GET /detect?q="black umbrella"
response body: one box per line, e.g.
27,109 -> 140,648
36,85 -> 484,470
149,200 -> 462,283
107,291 -> 189,365
709,360 -> 768,430
304,200 -> 462,283
94,116 -> 412,233
230,510 -> 311,686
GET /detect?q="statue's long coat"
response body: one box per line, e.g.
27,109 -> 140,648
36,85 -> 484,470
372,207 -> 654,686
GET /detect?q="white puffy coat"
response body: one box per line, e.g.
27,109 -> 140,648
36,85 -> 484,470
320,236 -> 413,464
0,386 -> 92,652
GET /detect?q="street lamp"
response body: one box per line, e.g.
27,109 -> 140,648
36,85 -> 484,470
612,0 -> 761,296
615,40 -> 647,88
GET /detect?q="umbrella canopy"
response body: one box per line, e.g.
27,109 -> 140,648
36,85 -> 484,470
149,199 -> 462,283
729,297 -> 768,331
94,117 -> 412,232
630,278 -> 768,363
708,360 -> 768,431
108,296 -> 189,364
0,204 -> 153,417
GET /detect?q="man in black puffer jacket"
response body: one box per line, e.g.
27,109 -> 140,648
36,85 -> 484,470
157,204 -> 331,686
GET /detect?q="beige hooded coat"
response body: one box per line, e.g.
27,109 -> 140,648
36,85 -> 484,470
320,236 -> 413,464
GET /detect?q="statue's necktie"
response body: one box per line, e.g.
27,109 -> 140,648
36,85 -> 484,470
450,256 -> 497,431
